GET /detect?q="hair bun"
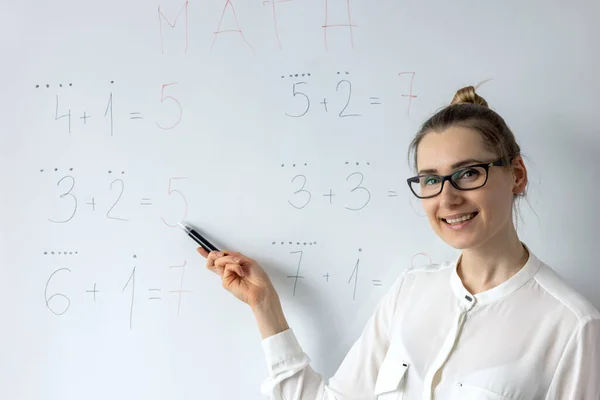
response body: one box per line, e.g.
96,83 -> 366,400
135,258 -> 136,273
450,86 -> 489,107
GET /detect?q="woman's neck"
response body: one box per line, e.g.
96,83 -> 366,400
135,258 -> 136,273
457,228 -> 529,295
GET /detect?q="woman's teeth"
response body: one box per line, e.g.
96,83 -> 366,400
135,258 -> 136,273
445,213 -> 476,225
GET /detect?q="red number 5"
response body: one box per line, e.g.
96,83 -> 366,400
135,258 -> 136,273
161,177 -> 189,227
156,82 -> 183,130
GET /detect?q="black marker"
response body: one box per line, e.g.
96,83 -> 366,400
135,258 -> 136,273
178,222 -> 220,252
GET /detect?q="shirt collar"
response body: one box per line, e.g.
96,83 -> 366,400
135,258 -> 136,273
450,242 -> 541,308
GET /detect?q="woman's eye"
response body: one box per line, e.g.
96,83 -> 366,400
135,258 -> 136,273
457,168 -> 480,179
424,176 -> 440,185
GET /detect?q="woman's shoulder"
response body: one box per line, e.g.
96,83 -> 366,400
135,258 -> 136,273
533,259 -> 600,320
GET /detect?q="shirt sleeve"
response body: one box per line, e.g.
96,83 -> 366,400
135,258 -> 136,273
545,315 -> 600,400
259,268 -> 410,400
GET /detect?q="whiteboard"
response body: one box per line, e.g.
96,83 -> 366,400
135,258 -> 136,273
2,1 -> 599,399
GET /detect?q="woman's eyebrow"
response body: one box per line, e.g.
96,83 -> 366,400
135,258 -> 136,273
418,158 -> 483,175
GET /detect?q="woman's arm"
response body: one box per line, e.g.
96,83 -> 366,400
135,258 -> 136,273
258,271 -> 409,400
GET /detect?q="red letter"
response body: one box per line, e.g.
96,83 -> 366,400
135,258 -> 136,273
398,72 -> 417,116
211,0 -> 255,55
158,1 -> 189,55
322,0 -> 357,51
263,0 -> 294,50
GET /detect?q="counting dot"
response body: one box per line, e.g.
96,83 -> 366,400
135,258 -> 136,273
40,169 -> 44,172
281,241 -> 284,245
51,252 -> 55,255
356,162 -> 359,165
69,167 -> 73,171
289,241 -> 292,244
292,164 -> 296,167
44,251 -> 47,255
295,74 -> 298,77
289,74 -> 292,78
303,242 -> 307,245
111,80 -> 114,84
69,252 -> 73,255
337,72 -> 340,74
69,83 -> 72,86
46,84 -> 50,88
121,171 -> 125,174
358,248 -> 362,252
54,168 -> 58,171
59,84 -> 63,87
35,84 -> 39,88
281,76 -> 284,79
367,162 -> 370,165
281,164 -> 284,167
133,254 -> 137,258
108,170 -> 112,174
345,71 -> 349,75
296,242 -> 300,245
307,73 -> 311,76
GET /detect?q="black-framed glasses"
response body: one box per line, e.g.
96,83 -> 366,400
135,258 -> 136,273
407,156 -> 514,199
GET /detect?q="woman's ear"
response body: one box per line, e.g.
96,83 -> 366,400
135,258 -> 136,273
511,156 -> 528,195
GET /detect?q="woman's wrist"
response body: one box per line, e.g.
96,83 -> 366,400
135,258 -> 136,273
252,294 -> 290,339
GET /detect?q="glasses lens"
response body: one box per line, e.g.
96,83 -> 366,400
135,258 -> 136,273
452,166 -> 487,190
410,166 -> 488,198
410,175 -> 442,198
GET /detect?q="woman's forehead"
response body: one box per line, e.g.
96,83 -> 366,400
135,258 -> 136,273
416,127 -> 496,173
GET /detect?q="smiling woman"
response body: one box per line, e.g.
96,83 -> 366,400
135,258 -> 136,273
199,85 -> 600,400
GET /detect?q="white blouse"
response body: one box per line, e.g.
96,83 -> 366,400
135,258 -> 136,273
259,245 -> 600,400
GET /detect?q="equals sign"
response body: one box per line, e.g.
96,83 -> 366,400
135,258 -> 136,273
140,198 -> 152,206
370,97 -> 381,105
388,191 -> 398,197
372,280 -> 382,286
130,112 -> 143,120
148,288 -> 162,300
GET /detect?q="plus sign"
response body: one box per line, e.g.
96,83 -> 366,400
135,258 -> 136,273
322,273 -> 330,282
323,189 -> 335,204
80,111 -> 91,124
320,98 -> 328,112
87,197 -> 96,211
86,283 -> 99,303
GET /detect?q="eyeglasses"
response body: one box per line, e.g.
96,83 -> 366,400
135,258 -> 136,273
407,156 -> 513,199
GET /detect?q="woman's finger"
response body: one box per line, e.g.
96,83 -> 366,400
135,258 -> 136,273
224,262 -> 244,277
205,250 -> 226,274
196,247 -> 209,258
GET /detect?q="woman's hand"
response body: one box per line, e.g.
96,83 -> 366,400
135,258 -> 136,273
197,247 -> 278,309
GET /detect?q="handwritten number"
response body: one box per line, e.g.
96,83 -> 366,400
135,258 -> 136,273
161,177 -> 189,227
122,266 -> 136,330
336,80 -> 361,117
104,92 -> 114,136
45,268 -> 72,315
55,95 -> 72,134
289,250 -> 304,296
345,172 -> 371,211
156,83 -> 183,130
49,175 -> 78,223
106,179 -> 128,221
285,82 -> 310,118
288,174 -> 312,209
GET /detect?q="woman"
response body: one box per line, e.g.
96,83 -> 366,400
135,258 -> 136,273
197,86 -> 600,400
